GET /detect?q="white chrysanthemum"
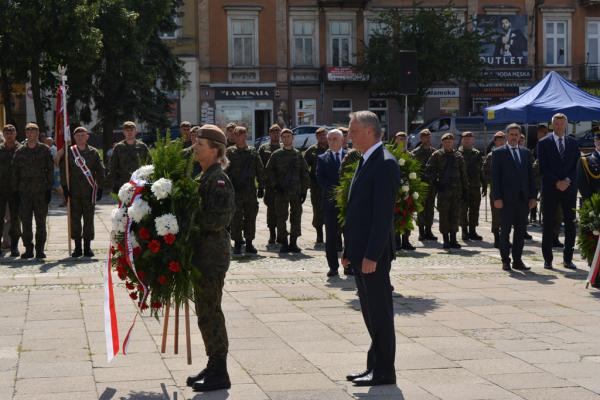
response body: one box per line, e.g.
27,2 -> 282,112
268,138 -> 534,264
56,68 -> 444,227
413,192 -> 419,200
401,185 -> 410,192
594,230 -> 600,236
129,234 -> 140,250
399,158 -> 406,166
118,183 -> 135,205
155,213 -> 179,236
590,210 -> 596,217
132,165 -> 155,181
128,198 -> 151,223
111,208 -> 128,234
409,172 -> 417,180
151,178 -> 173,200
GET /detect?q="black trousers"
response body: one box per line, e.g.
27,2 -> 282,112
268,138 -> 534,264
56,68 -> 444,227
499,199 -> 529,264
323,204 -> 340,271
352,249 -> 395,377
541,189 -> 577,264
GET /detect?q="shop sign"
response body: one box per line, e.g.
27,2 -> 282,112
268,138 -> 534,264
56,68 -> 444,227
470,86 -> 519,100
327,67 -> 368,82
476,15 -> 528,66
425,87 -> 460,98
483,69 -> 533,80
215,87 -> 274,100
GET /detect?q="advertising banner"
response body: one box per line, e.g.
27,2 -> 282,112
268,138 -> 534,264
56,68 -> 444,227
477,15 -> 528,66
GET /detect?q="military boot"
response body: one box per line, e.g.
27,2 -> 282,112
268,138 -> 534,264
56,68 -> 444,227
449,233 -> 461,249
187,358 -> 211,387
469,227 -> 483,241
461,227 -> 470,242
268,227 -> 276,244
418,226 -> 426,241
10,242 -> 20,257
316,227 -> 324,244
442,234 -> 451,249
245,240 -> 257,254
21,246 -> 34,259
232,241 -> 243,255
35,248 -> 46,260
279,238 -> 289,253
192,357 -> 231,392
71,240 -> 83,258
425,227 -> 438,241
83,240 -> 94,257
401,234 -> 415,251
288,236 -> 301,253
493,232 -> 500,248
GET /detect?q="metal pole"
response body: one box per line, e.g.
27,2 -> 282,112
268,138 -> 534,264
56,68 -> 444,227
59,67 -> 72,255
404,95 -> 408,132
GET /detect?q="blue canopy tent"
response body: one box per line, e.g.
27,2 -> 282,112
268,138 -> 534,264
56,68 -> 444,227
484,71 -> 600,123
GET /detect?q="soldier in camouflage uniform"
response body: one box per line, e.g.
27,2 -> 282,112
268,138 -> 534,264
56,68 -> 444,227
266,128 -> 310,253
11,123 -> 54,259
303,127 -> 329,244
411,129 -> 437,241
482,131 -> 506,248
458,131 -> 484,241
59,127 -> 105,258
187,125 -> 235,392
394,131 -> 416,250
258,124 -> 282,244
225,122 -> 237,148
225,126 -> 265,255
0,124 -> 22,257
180,121 -> 193,148
110,121 -> 152,194
426,133 -> 468,249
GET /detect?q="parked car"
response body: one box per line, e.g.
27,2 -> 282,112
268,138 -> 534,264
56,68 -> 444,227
254,125 -> 334,151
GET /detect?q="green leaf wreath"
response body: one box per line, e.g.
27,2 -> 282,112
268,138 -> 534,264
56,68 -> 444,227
577,193 -> 600,265
335,144 -> 428,235
110,133 -> 201,317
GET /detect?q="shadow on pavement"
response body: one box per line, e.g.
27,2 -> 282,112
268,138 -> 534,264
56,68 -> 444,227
508,270 -> 558,285
347,295 -> 440,316
353,385 -> 404,398
99,383 -> 182,400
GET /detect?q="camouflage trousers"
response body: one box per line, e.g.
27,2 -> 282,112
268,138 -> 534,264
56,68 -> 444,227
309,184 -> 323,230
274,192 -> 303,241
19,192 -> 48,252
417,186 -> 436,229
70,194 -> 95,241
0,194 -> 21,242
461,186 -> 482,230
437,190 -> 461,234
194,271 -> 228,358
263,189 -> 277,229
231,193 -> 258,242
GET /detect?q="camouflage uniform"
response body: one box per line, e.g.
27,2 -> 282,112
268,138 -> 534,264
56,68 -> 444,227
60,145 -> 105,241
266,147 -> 310,243
483,151 -> 501,236
109,140 -> 151,193
258,142 -> 281,232
192,163 -> 235,361
303,143 -> 328,238
426,149 -> 468,235
11,143 -> 54,254
225,145 -> 264,243
0,142 -> 22,248
458,146 -> 484,235
411,145 -> 436,236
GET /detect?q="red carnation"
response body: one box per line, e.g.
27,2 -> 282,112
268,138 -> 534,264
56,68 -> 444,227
137,271 -> 146,281
140,302 -> 149,310
129,292 -> 138,300
118,272 -> 126,281
125,281 -> 135,290
138,227 -> 151,240
164,233 -> 176,245
117,243 -> 126,254
151,301 -> 162,309
137,283 -> 144,292
394,207 -> 401,214
133,246 -> 142,257
148,240 -> 161,253
168,261 -> 181,273
158,275 -> 168,285
118,256 -> 128,268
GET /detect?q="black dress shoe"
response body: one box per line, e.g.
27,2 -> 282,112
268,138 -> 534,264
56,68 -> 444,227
512,261 -> 530,271
502,262 -> 511,271
343,268 -> 354,276
563,262 -> 577,270
353,373 -> 396,386
327,269 -> 339,277
186,369 -> 208,387
346,369 -> 372,382
35,252 -> 46,260
543,263 -> 553,270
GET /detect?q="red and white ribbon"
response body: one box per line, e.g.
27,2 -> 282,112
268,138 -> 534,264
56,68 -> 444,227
103,245 -> 119,362
586,238 -> 600,288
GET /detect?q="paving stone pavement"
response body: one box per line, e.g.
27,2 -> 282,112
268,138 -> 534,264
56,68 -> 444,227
1,195 -> 599,400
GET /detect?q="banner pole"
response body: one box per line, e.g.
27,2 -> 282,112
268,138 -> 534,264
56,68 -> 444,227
59,67 -> 72,255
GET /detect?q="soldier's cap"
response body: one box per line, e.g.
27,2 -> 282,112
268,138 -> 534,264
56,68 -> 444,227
281,128 -> 294,136
196,124 -> 227,145
594,131 -> 600,140
73,126 -> 88,134
395,131 -> 407,138
225,122 -> 237,130
419,128 -> 431,136
461,131 -> 473,138
441,132 -> 454,140
2,124 -> 16,132
180,121 -> 191,128
494,131 -> 506,139
123,121 -> 136,129
25,122 -> 39,131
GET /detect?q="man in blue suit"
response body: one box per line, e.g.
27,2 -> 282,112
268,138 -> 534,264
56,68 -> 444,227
316,129 -> 348,277
341,111 -> 401,386
492,123 -> 538,271
537,113 -> 580,270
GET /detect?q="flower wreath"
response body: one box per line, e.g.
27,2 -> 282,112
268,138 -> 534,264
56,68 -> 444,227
577,193 -> 600,265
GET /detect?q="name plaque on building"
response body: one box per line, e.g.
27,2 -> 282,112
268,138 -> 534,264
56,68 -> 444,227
215,87 -> 275,100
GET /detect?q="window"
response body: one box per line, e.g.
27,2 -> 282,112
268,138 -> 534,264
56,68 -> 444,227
544,20 -> 568,66
296,99 -> 317,125
160,12 -> 180,39
330,20 -> 352,67
587,21 -> 600,80
332,99 -> 352,125
293,20 -> 315,67
365,20 -> 387,45
228,17 -> 258,67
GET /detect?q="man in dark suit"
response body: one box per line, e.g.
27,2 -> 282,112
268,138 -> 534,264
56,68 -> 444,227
341,111 -> 401,386
537,113 -> 580,270
492,123 -> 538,271
316,129 -> 348,277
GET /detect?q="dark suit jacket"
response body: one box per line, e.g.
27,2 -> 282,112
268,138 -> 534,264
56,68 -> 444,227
343,144 -> 401,264
491,145 -> 537,203
316,149 -> 347,209
536,134 -> 579,195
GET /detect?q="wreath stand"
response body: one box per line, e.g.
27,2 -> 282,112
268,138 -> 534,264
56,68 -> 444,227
160,300 -> 192,364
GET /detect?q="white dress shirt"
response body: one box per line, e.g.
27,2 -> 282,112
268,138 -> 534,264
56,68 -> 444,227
361,141 -> 383,164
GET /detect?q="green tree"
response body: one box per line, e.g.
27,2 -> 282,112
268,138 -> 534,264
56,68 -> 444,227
358,4 -> 491,127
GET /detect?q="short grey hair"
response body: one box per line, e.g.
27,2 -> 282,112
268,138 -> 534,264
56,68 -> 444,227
327,129 -> 343,139
552,113 -> 568,125
349,110 -> 382,139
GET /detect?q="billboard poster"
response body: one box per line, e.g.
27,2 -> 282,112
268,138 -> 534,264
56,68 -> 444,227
477,15 -> 528,66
